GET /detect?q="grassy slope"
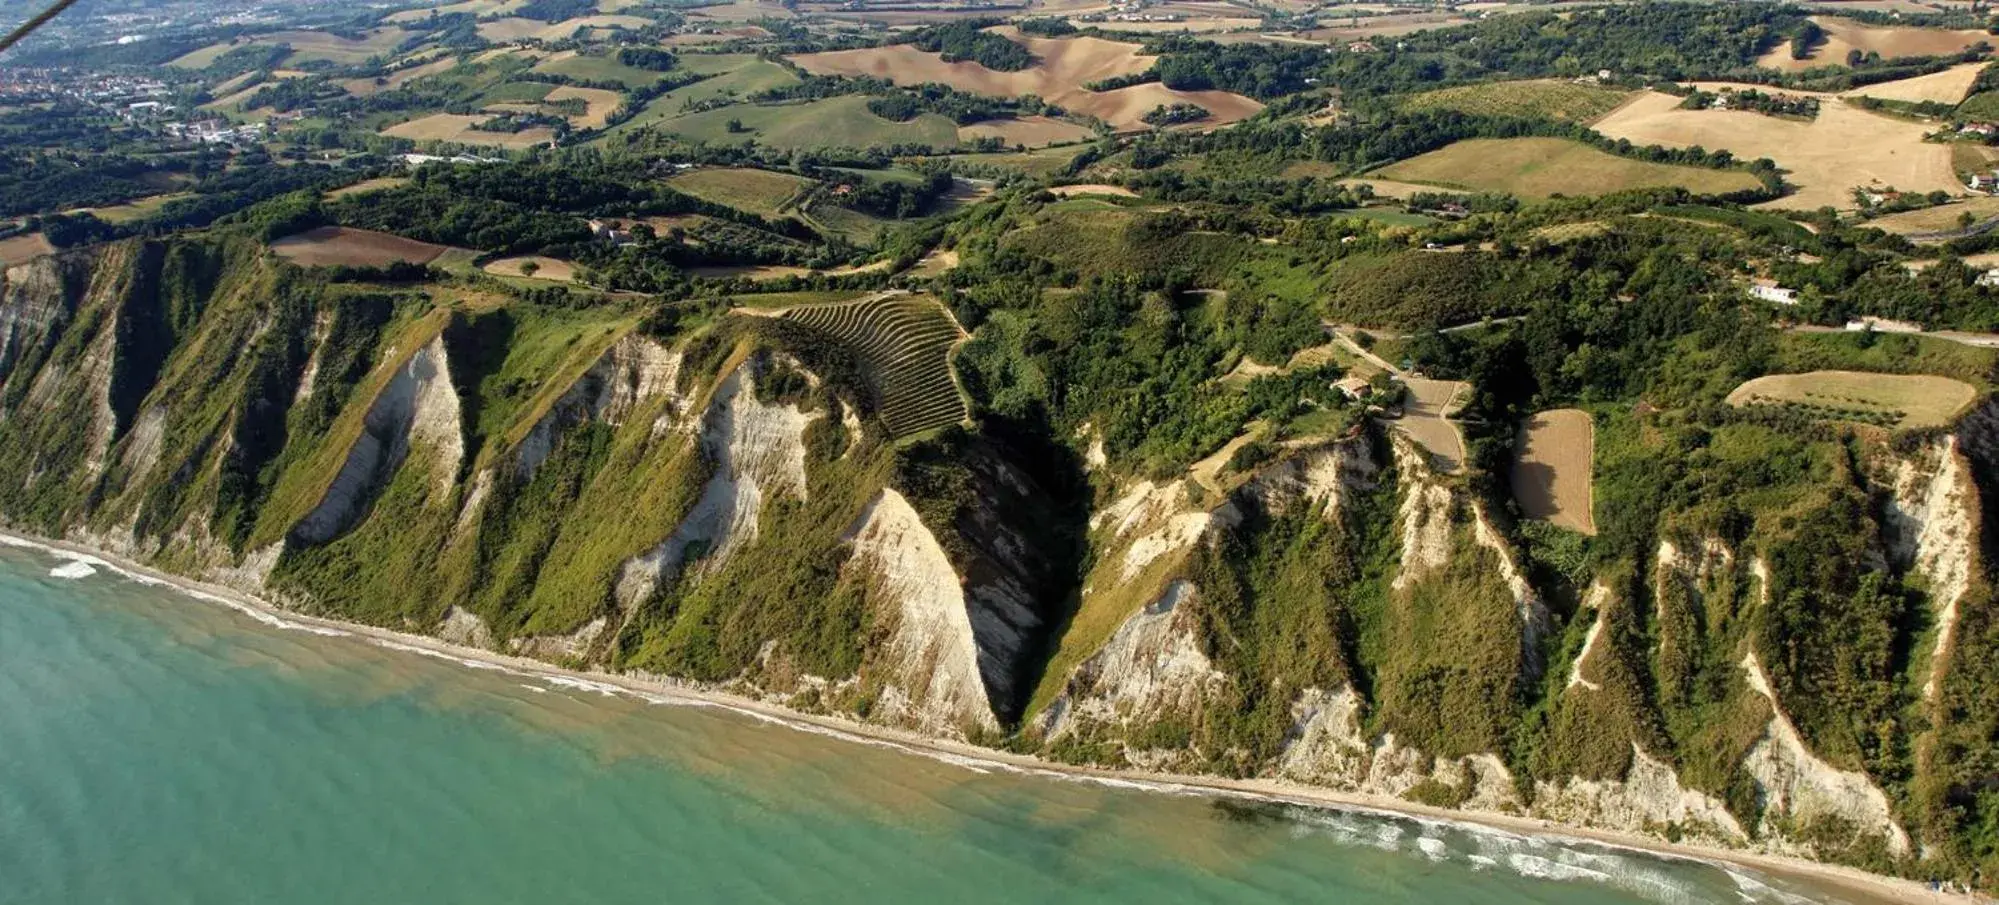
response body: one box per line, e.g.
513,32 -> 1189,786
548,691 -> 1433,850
1375,137 -> 1763,199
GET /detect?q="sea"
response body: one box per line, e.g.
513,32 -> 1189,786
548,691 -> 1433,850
0,541 -> 1865,905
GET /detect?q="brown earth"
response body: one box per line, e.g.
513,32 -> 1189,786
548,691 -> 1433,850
789,28 -> 1261,131
957,115 -> 1096,147
1512,408 -> 1597,535
483,255 -> 578,282
269,226 -> 451,267
381,113 -> 556,148
1757,16 -> 1990,72
0,233 -> 54,267
1593,90 -> 1956,210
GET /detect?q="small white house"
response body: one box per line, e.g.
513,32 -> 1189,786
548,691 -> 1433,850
1750,280 -> 1798,305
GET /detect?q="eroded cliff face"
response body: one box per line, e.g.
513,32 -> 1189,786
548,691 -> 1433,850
7,239 -> 1999,885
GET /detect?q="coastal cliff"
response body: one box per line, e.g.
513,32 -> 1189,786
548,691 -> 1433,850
3,237 -> 1996,891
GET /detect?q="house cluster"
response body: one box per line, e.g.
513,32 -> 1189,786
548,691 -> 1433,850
1572,69 -> 1615,85
400,152 -> 504,168
587,219 -> 640,245
162,119 -> 269,146
1960,122 -> 1998,138
1969,170 -> 1999,193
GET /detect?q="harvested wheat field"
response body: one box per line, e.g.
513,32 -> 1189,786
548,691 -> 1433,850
958,116 -> 1095,147
1594,91 -> 1954,210
1726,370 -> 1977,429
1396,376 -> 1469,474
270,227 -> 450,267
545,86 -> 622,128
1757,16 -> 1989,72
381,113 -> 555,148
1865,196 -> 1999,236
789,27 -> 1260,131
0,233 -> 54,267
1843,61 -> 1987,104
483,256 -> 578,282
342,56 -> 460,97
1374,137 -> 1762,199
1512,409 -> 1596,534
1048,183 -> 1138,198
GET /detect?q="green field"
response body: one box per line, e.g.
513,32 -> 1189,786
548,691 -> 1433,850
667,167 -> 813,217
605,60 -> 802,135
530,52 -> 665,88
924,146 -> 1088,178
777,294 -> 968,438
1401,79 -> 1633,123
1375,138 -> 1763,200
643,96 -> 960,151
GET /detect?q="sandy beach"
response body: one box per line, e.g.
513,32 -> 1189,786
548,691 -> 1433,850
0,528 -> 1977,905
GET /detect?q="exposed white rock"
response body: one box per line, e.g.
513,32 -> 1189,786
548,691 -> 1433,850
1043,580 -> 1225,740
438,606 -> 494,649
291,336 -> 463,544
512,616 -> 606,661
1881,439 -> 1977,699
1473,502 -> 1552,658
614,362 -> 816,605
1532,744 -> 1747,844
1740,651 -> 1911,857
1275,685 -> 1370,786
843,488 -> 996,734
292,309 -> 335,407
1391,440 -> 1454,591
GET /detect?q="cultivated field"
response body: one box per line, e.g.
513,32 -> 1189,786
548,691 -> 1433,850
341,56 -> 460,97
529,51 -> 666,88
1512,409 -> 1596,534
477,15 -> 652,42
1757,17 -> 1989,72
788,27 -> 1261,131
1396,376 -> 1468,473
667,167 -> 812,216
381,113 -> 556,148
1401,79 -> 1632,123
1047,184 -> 1138,198
270,226 -> 450,267
774,293 -> 969,438
645,95 -> 960,149
483,256 -> 578,282
545,86 -> 622,128
0,233 -> 54,267
1374,137 -> 1762,199
326,177 -> 410,201
1726,370 -> 1978,428
1594,91 -> 1954,210
1865,196 -> 1999,236
1841,61 -> 1986,104
958,116 -> 1095,147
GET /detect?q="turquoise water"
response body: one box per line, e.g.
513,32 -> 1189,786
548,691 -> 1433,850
0,544 -> 1854,905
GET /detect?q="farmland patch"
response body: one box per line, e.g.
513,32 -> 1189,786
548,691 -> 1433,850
1512,409 -> 1596,534
1725,370 -> 1977,428
768,293 -> 970,438
1373,137 -> 1762,199
270,226 -> 451,267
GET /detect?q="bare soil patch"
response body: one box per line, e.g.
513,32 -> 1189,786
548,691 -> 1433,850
381,113 -> 555,148
1374,136 -> 1761,199
270,226 -> 450,267
545,86 -> 622,128
1048,183 -> 1138,198
0,233 -> 54,267
789,28 -> 1261,131
1842,61 -> 1986,104
1593,90 -> 1955,210
1397,376 -> 1469,473
1726,370 -> 1977,428
342,56 -> 459,97
958,116 -> 1095,147
1866,196 -> 1999,235
1512,408 -> 1596,534
1758,16 -> 1989,72
483,255 -> 578,282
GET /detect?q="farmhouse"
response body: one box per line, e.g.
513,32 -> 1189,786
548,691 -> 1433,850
1971,173 -> 1999,193
1750,280 -> 1799,305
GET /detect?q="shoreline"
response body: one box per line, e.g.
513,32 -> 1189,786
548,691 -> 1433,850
0,529 -> 1975,905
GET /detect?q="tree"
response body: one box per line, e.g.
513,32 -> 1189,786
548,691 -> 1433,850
725,118 -> 748,134
519,260 -> 540,277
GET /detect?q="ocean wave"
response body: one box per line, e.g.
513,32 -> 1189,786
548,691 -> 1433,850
49,559 -> 97,579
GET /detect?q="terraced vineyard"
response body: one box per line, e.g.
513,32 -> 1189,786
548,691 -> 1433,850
779,294 -> 969,438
